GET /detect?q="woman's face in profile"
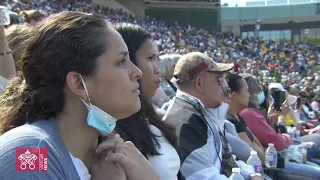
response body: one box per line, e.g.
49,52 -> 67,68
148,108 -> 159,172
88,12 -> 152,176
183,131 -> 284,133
83,27 -> 142,119
235,79 -> 250,107
136,39 -> 161,99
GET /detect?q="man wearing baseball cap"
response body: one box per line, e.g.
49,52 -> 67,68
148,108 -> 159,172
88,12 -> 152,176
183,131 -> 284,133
163,52 -> 262,180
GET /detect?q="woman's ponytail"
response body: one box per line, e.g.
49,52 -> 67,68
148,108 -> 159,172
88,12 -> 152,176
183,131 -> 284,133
0,75 -> 31,134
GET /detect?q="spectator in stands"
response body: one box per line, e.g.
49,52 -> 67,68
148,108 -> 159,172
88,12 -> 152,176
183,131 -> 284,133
20,10 -> 45,25
156,54 -> 182,111
0,24 -> 15,94
239,74 -> 292,151
265,85 -> 320,147
268,83 -> 302,130
0,12 -> 159,180
297,91 -> 316,121
115,23 -> 180,180
163,52 -> 262,180
225,73 -> 266,163
220,76 -> 253,162
311,92 -> 320,113
158,54 -> 181,95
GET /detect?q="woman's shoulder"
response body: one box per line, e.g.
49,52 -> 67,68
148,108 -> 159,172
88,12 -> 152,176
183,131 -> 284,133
0,123 -> 54,160
226,113 -> 238,123
0,121 -> 77,179
240,107 -> 260,114
0,119 -> 60,145
0,123 -> 50,144
240,108 -> 264,120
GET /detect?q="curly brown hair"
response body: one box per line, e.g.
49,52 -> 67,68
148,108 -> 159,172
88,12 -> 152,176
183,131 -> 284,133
6,24 -> 32,70
0,12 -> 109,134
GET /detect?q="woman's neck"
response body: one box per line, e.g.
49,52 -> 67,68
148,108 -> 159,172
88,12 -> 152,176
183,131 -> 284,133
228,102 -> 241,116
56,112 -> 99,169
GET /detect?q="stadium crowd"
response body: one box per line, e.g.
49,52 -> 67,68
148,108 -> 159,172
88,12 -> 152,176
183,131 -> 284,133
0,0 -> 320,180
2,0 -> 319,111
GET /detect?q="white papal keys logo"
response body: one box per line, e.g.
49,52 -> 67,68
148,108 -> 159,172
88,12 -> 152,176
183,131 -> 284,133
18,149 -> 38,170
16,147 -> 48,171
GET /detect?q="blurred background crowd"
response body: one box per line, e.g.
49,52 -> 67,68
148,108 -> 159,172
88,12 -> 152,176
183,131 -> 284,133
1,0 -> 319,114
0,0 -> 319,114
0,0 -> 320,179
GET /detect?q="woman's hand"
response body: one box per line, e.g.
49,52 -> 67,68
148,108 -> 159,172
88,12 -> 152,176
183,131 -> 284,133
268,103 -> 280,120
96,134 -> 160,180
279,100 -> 290,116
91,150 -> 126,180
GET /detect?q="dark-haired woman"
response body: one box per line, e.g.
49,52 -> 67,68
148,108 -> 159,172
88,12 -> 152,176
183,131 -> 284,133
225,73 -> 266,163
115,23 -> 180,180
0,12 -> 159,180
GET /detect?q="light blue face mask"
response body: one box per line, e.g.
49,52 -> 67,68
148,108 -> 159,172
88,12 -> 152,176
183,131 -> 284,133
80,76 -> 116,136
256,91 -> 265,105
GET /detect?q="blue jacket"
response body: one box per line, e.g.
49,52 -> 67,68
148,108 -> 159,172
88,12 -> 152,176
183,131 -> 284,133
0,119 -> 80,180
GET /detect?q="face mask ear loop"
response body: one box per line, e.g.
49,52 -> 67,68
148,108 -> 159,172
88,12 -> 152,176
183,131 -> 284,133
79,75 -> 91,104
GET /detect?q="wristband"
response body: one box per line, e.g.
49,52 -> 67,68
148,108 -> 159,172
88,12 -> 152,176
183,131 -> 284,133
0,50 -> 11,56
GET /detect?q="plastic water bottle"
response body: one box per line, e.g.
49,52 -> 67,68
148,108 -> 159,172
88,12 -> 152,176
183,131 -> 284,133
247,150 -> 263,174
229,168 -> 244,180
265,143 -> 278,168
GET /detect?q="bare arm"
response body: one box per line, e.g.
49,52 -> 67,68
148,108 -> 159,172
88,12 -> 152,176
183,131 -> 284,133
0,25 -> 15,79
238,132 -> 265,163
252,133 -> 263,148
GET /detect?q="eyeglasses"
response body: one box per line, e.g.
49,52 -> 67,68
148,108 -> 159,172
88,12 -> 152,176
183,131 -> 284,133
216,75 -> 223,86
223,87 -> 231,97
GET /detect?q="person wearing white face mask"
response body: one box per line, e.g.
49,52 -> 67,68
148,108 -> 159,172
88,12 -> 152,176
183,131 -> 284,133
0,12 -> 159,180
239,74 -> 293,152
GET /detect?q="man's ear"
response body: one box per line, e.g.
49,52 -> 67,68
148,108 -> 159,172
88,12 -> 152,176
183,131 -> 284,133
194,75 -> 204,92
